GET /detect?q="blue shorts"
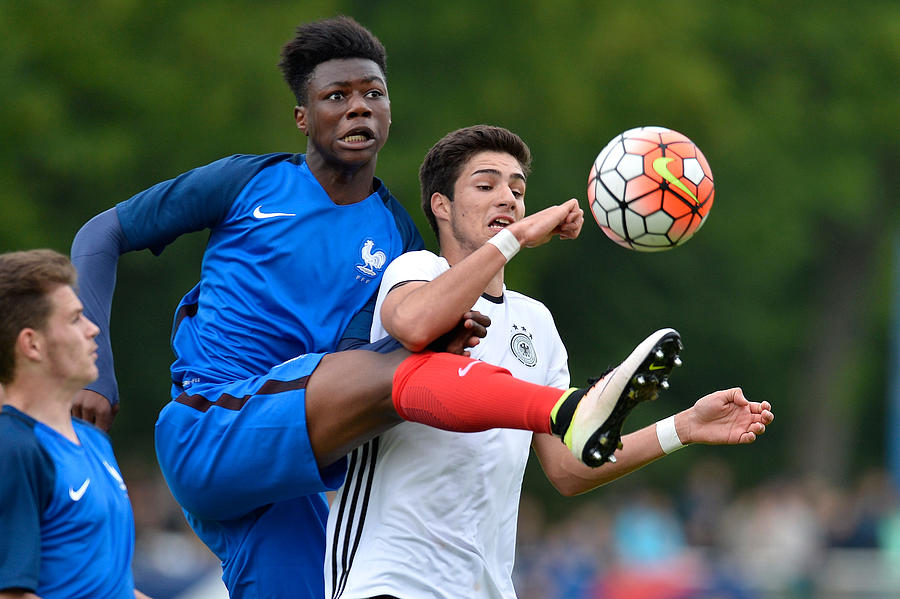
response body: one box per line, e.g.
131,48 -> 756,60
155,352 -> 347,598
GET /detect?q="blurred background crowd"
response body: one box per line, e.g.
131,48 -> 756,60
127,459 -> 900,599
514,462 -> 900,599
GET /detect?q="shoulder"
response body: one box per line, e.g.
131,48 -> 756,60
120,152 -> 296,207
503,288 -> 554,317
131,152 -> 295,195
0,408 -> 42,456
115,153 -> 298,252
205,152 -> 297,173
389,249 -> 442,267
172,152 -> 299,192
383,250 -> 445,280
0,409 -> 56,488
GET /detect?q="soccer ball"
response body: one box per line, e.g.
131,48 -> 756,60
588,126 -> 714,251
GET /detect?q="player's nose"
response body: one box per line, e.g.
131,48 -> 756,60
495,188 -> 518,209
346,92 -> 372,117
84,317 -> 100,339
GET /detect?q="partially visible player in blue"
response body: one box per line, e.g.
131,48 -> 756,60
69,15 -> 640,599
0,249 -> 150,599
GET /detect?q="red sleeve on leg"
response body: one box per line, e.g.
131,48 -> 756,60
392,352 -> 557,434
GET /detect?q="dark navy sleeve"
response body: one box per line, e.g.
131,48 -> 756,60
0,412 -> 55,593
116,153 -> 293,254
336,296 -> 379,349
338,191 -> 424,346
70,153 -> 292,405
71,208 -> 130,404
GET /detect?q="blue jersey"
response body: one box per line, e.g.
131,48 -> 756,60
72,152 -> 424,598
114,153 -> 423,392
0,406 -> 135,599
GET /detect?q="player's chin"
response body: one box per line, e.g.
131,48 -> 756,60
337,146 -> 380,166
81,365 -> 100,386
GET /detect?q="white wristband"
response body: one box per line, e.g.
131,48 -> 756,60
656,415 -> 684,454
486,228 -> 520,262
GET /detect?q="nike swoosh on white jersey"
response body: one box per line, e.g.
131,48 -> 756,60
253,206 -> 297,219
457,360 -> 482,377
69,478 -> 90,501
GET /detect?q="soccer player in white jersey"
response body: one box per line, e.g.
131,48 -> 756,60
325,125 -> 775,599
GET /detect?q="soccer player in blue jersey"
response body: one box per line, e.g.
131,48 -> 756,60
69,16 -> 678,598
0,249 -> 149,599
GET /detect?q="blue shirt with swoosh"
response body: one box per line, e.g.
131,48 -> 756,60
0,406 -> 135,598
110,153 -> 423,394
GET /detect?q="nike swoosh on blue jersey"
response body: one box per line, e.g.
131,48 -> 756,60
253,206 -> 297,219
69,478 -> 91,501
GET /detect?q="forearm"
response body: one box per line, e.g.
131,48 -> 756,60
70,208 -> 131,404
384,201 -> 583,348
538,387 -> 773,496
384,244 -> 507,349
535,415 -> 686,496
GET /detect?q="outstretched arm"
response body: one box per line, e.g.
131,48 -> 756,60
382,199 -> 583,351
533,388 -> 774,496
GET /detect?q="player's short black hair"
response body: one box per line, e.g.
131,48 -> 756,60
419,125 -> 532,246
0,249 -> 77,384
278,15 -> 387,106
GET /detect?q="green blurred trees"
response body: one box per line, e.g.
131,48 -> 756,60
2,1 -> 898,488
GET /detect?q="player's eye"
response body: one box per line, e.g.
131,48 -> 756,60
365,89 -> 384,98
325,91 -> 344,101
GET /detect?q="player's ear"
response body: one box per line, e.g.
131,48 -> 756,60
431,192 -> 451,222
294,106 -> 308,136
16,328 -> 42,362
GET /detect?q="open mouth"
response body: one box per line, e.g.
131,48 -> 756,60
489,217 -> 513,230
340,129 -> 374,144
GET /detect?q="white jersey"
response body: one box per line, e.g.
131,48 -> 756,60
325,250 -> 569,599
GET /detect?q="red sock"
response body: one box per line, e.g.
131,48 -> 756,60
391,352 -> 562,434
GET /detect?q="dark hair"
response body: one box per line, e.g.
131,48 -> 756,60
419,125 -> 532,245
0,249 -> 77,384
278,15 -> 387,106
